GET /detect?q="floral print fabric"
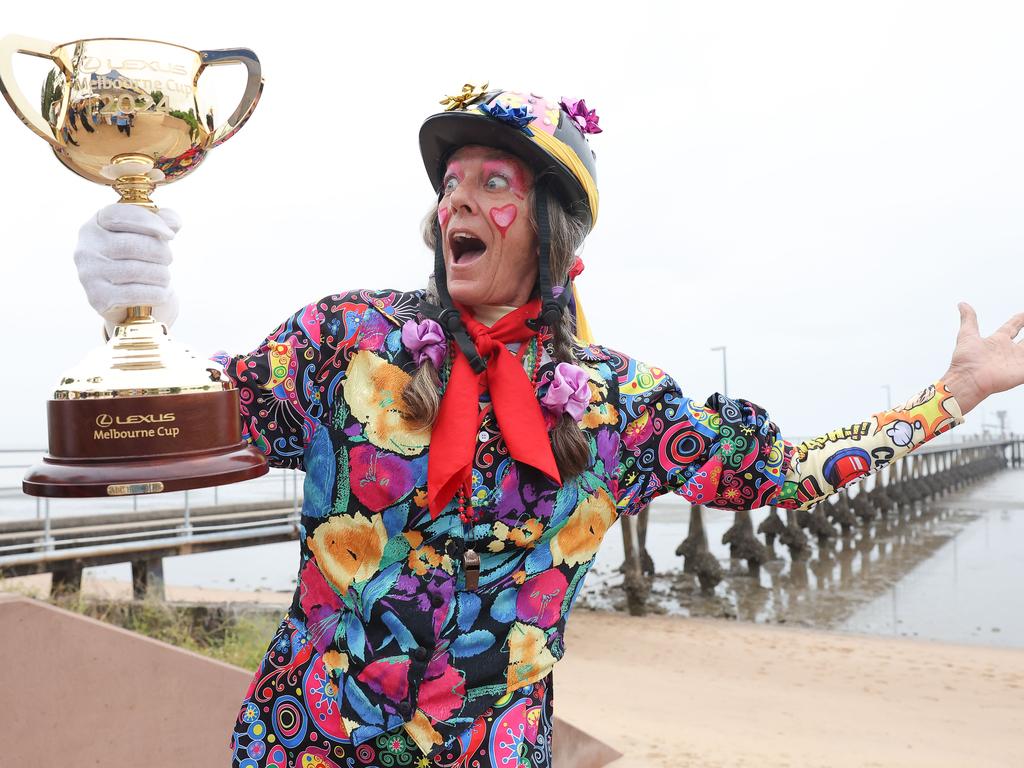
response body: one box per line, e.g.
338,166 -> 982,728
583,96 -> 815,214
219,289 -> 963,766
230,616 -> 553,768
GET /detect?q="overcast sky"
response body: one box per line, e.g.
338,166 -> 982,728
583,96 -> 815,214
3,1 -> 1024,451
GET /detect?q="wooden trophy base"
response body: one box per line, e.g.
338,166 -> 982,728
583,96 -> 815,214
23,389 -> 269,498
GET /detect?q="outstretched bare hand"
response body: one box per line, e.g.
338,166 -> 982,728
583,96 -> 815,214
942,303 -> 1024,415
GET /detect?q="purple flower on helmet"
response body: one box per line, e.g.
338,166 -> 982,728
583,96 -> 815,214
402,318 -> 447,369
540,362 -> 591,423
560,97 -> 602,135
478,100 -> 536,135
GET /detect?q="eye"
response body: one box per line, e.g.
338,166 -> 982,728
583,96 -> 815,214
443,176 -> 459,195
485,174 -> 510,191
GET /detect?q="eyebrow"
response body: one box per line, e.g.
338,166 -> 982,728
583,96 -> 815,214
449,147 -> 518,164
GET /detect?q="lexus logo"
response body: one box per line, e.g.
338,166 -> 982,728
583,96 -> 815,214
96,414 -> 113,428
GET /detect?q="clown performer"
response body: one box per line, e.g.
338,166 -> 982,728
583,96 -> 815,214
73,86 -> 1024,767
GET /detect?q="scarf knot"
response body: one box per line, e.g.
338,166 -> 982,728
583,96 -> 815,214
467,327 -> 502,360
426,299 -> 562,517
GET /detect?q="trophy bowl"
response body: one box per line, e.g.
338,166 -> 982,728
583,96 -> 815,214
0,35 -> 269,497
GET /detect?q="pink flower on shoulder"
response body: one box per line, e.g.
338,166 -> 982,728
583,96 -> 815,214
540,362 -> 591,423
401,318 -> 447,369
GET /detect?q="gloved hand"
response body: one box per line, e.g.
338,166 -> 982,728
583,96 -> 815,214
74,203 -> 182,337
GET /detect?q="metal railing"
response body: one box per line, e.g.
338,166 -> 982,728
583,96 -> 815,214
0,449 -> 304,564
0,433 -> 1019,569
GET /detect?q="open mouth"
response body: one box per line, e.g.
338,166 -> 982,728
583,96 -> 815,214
449,232 -> 487,265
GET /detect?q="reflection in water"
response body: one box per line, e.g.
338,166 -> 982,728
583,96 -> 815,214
579,470 -> 1024,648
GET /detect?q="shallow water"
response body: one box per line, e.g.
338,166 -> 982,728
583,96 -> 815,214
579,470 -> 1024,648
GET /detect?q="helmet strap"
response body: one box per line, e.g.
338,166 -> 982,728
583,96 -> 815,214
527,184 -> 572,332
419,214 -> 487,373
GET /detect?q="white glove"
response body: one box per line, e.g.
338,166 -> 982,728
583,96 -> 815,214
74,203 -> 182,337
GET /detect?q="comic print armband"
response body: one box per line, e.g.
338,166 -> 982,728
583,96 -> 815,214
774,381 -> 965,511
211,301 -> 326,470
612,354 -> 791,515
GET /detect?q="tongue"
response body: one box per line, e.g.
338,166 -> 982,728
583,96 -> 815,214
457,248 -> 485,265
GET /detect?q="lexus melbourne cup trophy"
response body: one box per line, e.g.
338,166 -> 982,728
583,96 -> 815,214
0,36 -> 269,496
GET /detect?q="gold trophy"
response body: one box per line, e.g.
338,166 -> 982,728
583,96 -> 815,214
0,36 -> 269,497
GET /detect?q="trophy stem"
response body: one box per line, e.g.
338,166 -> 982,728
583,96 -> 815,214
113,174 -> 157,208
125,305 -> 154,324
102,153 -> 166,210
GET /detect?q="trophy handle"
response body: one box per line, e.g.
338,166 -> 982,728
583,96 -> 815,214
198,48 -> 263,149
0,35 -> 64,146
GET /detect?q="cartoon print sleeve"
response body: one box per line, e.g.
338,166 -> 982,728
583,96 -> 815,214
612,353 -> 965,515
612,358 -> 792,516
211,301 -> 326,470
775,381 -> 964,511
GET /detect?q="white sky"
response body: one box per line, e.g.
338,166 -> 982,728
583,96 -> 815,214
3,1 -> 1024,450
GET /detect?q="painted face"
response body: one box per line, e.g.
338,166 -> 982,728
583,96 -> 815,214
438,145 -> 537,307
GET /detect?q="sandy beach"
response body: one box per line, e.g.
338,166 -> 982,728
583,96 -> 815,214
558,609 -> 1024,768
4,574 -> 1022,767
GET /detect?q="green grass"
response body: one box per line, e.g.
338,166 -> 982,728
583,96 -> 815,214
45,587 -> 283,670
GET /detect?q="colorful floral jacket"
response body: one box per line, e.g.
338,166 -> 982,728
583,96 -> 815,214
216,288 -> 963,758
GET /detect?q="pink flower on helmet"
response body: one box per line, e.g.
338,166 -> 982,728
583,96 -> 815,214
401,318 -> 447,369
540,362 -> 591,423
560,98 -> 602,134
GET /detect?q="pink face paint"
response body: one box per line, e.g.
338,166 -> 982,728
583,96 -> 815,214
490,204 -> 518,237
482,159 -> 530,199
444,160 -> 465,182
437,205 -> 451,228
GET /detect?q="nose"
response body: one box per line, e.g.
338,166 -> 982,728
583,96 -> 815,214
447,178 -> 478,216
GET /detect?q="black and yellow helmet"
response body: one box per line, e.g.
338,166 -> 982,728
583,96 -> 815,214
417,84 -> 602,361
419,84 -> 600,231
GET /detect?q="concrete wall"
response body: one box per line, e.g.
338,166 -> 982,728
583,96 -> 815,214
0,593 -> 619,767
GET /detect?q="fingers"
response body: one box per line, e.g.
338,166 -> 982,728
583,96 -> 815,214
996,311 -> 1024,341
75,249 -> 171,288
77,217 -> 175,266
154,208 -> 182,235
94,203 -> 180,240
75,205 -> 179,329
957,302 -> 980,339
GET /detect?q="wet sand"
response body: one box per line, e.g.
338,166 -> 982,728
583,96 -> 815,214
3,575 -> 1021,767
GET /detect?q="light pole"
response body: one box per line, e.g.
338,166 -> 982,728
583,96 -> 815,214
710,346 -> 728,398
882,384 -> 891,410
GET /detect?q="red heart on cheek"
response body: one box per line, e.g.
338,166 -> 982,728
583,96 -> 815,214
490,204 -> 518,236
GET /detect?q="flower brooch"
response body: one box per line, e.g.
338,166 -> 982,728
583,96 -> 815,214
560,97 -> 602,135
478,100 -> 536,135
539,362 -> 591,424
401,318 -> 447,369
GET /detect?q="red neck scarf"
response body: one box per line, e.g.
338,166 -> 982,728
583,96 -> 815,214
427,299 -> 561,517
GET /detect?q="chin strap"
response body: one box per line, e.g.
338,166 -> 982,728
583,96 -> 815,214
526,184 -> 572,332
422,184 -> 570,368
420,216 -> 487,373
